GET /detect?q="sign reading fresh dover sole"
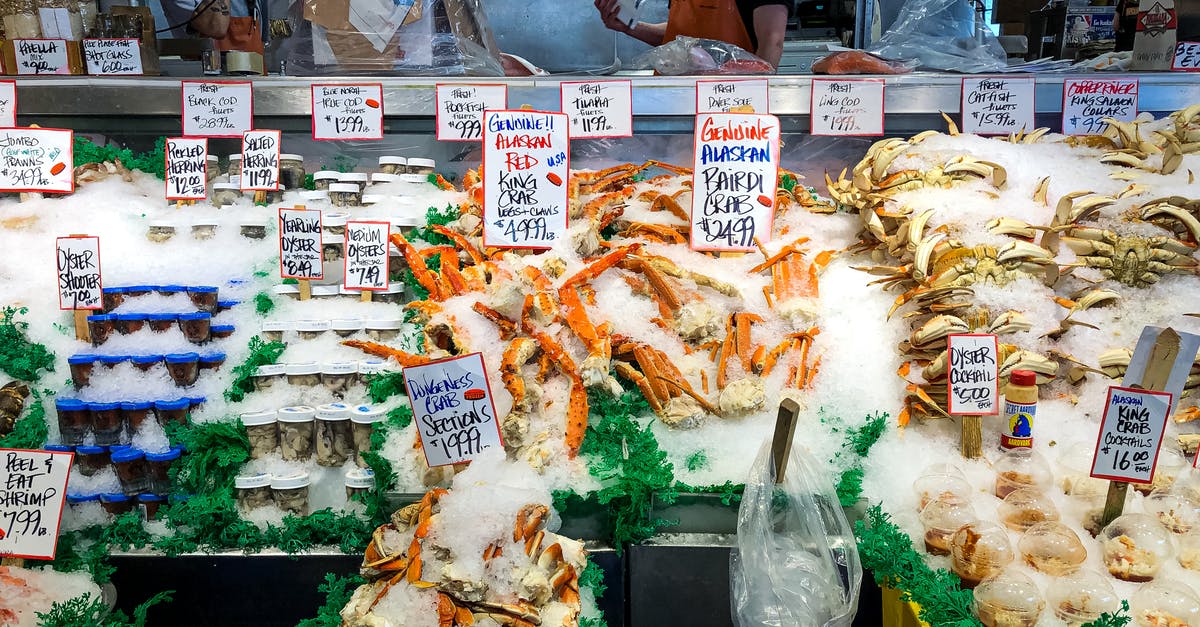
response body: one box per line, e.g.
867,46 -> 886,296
0,448 -> 73,560
403,353 -> 502,467
689,112 -> 780,252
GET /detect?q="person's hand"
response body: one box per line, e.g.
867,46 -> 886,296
595,0 -> 630,33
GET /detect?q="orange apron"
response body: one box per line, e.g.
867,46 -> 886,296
662,0 -> 754,52
214,15 -> 264,54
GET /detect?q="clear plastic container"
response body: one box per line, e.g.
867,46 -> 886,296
199,352 -> 226,372
192,222 -> 218,240
1179,531 -> 1200,571
68,354 -> 97,389
206,154 -> 220,180
114,313 -> 147,335
211,183 -> 241,207
321,361 -> 358,397
130,354 -> 162,372
147,221 -> 176,243
279,153 -> 305,189
357,359 -> 390,386
323,212 -> 350,236
277,406 -> 316,461
147,313 -> 177,333
1136,448 -> 1187,496
300,190 -> 331,208
1047,570 -> 1119,624
138,493 -> 165,520
251,364 -> 286,391
329,182 -> 362,207
951,521 -> 1014,589
919,496 -> 975,556
271,472 -> 310,515
75,445 -> 108,476
311,171 -> 340,190
365,319 -> 403,342
187,285 -> 219,313
240,221 -> 267,240
144,448 -> 179,493
261,320 -> 290,343
1101,513 -> 1174,582
111,448 -> 150,495
1131,581 -> 1200,627
88,401 -> 122,446
294,319 -> 330,340
361,194 -> 384,206
124,285 -> 153,298
120,401 -> 152,433
153,398 -> 189,426
999,488 -> 1059,532
350,405 -> 385,466
210,324 -> 236,340
241,409 -> 278,459
913,464 -> 972,510
100,492 -> 133,516
67,493 -> 101,516
216,300 -> 238,313
178,312 -> 212,344
408,158 -> 436,175
345,467 -> 375,500
1019,521 -> 1087,575
235,472 -> 273,511
165,352 -> 200,387
101,286 -> 126,312
377,156 -> 407,174
315,403 -> 353,467
375,283 -> 405,305
227,154 -> 243,176
87,314 -> 115,346
973,568 -> 1044,627
400,173 -> 428,184
1143,490 -> 1200,534
994,448 -> 1052,499
331,318 -> 364,338
158,285 -> 187,297
339,172 -> 368,191
286,362 -> 321,387
56,399 -> 89,445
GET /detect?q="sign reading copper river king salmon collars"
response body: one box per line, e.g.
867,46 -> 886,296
689,113 -> 780,252
482,110 -> 569,250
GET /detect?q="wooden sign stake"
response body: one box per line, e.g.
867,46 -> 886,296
0,557 -> 23,567
360,291 -> 373,303
770,398 -> 801,484
962,416 -> 983,459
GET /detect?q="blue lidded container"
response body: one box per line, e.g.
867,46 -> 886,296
177,312 -> 211,345
87,401 -> 122,446
130,354 -> 164,371
110,448 -> 149,495
85,314 -> 116,346
75,445 -> 109,476
101,286 -> 127,312
144,449 -> 181,493
198,353 -> 226,371
210,324 -> 236,339
67,493 -> 101,504
55,398 -> 89,445
68,354 -> 99,389
114,313 -> 148,335
186,285 -> 219,313
146,313 -> 177,332
124,285 -> 155,297
137,493 -> 166,519
43,444 -> 73,453
164,352 -> 200,386
99,492 -> 133,515
98,354 -> 129,367
153,398 -> 190,426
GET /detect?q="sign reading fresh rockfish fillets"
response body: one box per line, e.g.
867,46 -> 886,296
689,113 -> 780,252
0,448 -> 73,560
482,110 -> 569,249
436,84 -> 507,141
403,353 -> 502,467
165,137 -> 207,200
278,208 -> 323,280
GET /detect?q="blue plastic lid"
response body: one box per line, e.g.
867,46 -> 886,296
99,355 -> 128,364
110,448 -> 145,463
115,313 -> 148,321
43,444 -> 73,452
68,494 -> 101,503
99,492 -> 130,503
101,286 -> 128,294
68,354 -> 99,364
187,286 -> 218,293
137,493 -> 165,502
217,300 -> 239,308
109,445 -> 132,453
147,313 -> 177,321
86,314 -> 115,322
55,398 -> 86,410
171,444 -> 187,455
87,402 -> 119,411
124,285 -> 155,292
145,449 -> 180,462
159,285 -> 186,293
188,396 -> 206,406
177,312 -> 211,321
210,324 -> 235,332
76,445 -> 107,455
154,399 -> 189,410
120,401 -> 152,410
164,353 -> 199,363
130,354 -> 163,364
199,353 -> 226,363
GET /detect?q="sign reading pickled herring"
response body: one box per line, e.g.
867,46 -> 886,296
165,137 -> 208,200
403,353 -> 502,467
689,113 -> 780,252
56,236 -> 102,310
0,128 -> 74,193
278,208 -> 323,280
482,110 -> 569,249
0,448 -> 73,560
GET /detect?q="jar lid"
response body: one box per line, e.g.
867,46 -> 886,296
361,194 -> 384,205
99,355 -> 128,364
191,220 -> 219,229
217,299 -> 240,307
278,406 -> 316,422
68,494 -> 101,503
115,313 -> 148,321
177,312 -> 212,321
210,324 -> 236,333
340,173 -> 369,182
280,153 -> 304,161
329,183 -> 360,193
145,449 -> 181,462
148,220 -> 177,228
295,320 -> 331,332
317,404 -> 350,420
240,409 -> 277,426
213,182 -> 240,190
130,354 -> 163,364
44,444 -> 73,452
270,471 -> 311,489
408,158 -> 435,168
272,284 -> 300,295
188,286 -> 219,294
285,362 -> 321,376
228,154 -> 242,161
310,285 -> 342,297
313,171 -> 340,180
378,156 -> 406,166
323,212 -> 349,227
235,472 -> 271,489
350,405 -> 386,424
87,402 -> 120,411
199,353 -> 226,363
321,361 -> 358,376
262,320 -> 291,331
159,285 -> 187,293
110,448 -> 145,463
331,318 -> 364,331
119,401 -> 152,410
76,445 -> 107,454
99,492 -> 131,503
400,173 -> 428,184
300,190 -> 330,201
147,313 -> 177,321
207,155 -> 219,162
390,216 -> 420,228
365,319 -> 402,330
125,285 -> 155,292
357,359 -> 390,375
68,354 -> 99,365
344,467 -> 376,489
371,173 -> 401,183
189,396 -> 206,406
86,314 -> 115,322
154,399 -> 190,410
165,353 -> 200,363
55,399 -> 86,410
137,493 -> 166,502
1010,370 -> 1037,386
254,364 -> 286,377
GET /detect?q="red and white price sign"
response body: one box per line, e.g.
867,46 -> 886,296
312,83 -> 384,140
811,79 -> 885,136
481,110 -> 569,249
1173,42 -> 1200,71
696,79 -> 769,113
182,81 -> 253,138
344,221 -> 390,291
560,80 -> 633,138
1062,78 -> 1138,136
278,208 -> 323,280
689,113 -> 780,252
0,128 -> 73,193
0,81 -> 17,128
403,353 -> 502,467
13,39 -> 69,75
946,334 -> 999,415
240,130 -> 280,191
165,137 -> 207,200
436,84 -> 508,141
961,76 -> 1036,135
56,236 -> 102,310
1091,386 -> 1172,483
0,448 -> 73,560
82,38 -> 143,75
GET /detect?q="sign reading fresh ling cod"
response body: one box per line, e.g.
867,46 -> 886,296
810,79 -> 885,136
689,113 -> 780,252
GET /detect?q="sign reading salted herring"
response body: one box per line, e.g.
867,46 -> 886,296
403,353 -> 502,467
689,112 -> 780,252
0,448 -> 73,560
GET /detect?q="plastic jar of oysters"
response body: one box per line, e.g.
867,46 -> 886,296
329,183 -> 362,208
138,494 -> 165,520
114,313 -> 147,335
75,445 -> 109,476
408,158 -> 435,175
1101,513 -> 1173,582
375,283 -> 405,305
153,398 -> 189,426
339,172 -> 368,191
187,285 -> 219,313
178,312 -> 211,345
101,286 -> 126,312
206,155 -> 219,180
919,496 -> 975,556
350,405 -> 385,465
147,313 -> 177,333
279,154 -> 305,189
111,448 -> 150,495
294,319 -> 330,340
378,156 -> 407,174
321,361 -> 358,397
271,471 -> 311,515
1018,521 -> 1086,576
1131,581 -> 1200,627
241,409 -> 278,459
240,221 -> 267,240
144,448 -> 180,493
235,473 -> 273,511
331,318 -> 364,338
120,401 -> 153,432
56,399 -> 89,445
227,154 -> 243,177
87,314 -> 115,346
210,325 -> 235,340
1047,570 -> 1119,624
999,488 -> 1059,532
357,359 -> 389,386
69,354 -> 97,389
365,319 -> 403,342
99,354 -> 127,370
261,320 -> 290,343
312,171 -> 339,191
286,362 -> 321,387
994,448 -> 1052,499
88,401 -> 123,446
251,364 -> 286,391
323,212 -> 350,236
972,568 -> 1044,627
345,467 -> 375,500
100,492 -> 133,516
315,403 -> 353,466
211,183 -> 241,207
322,235 -> 344,265
277,406 -> 316,461
191,221 -> 218,241
67,493 -> 102,517
147,221 -> 177,243
951,521 -> 1014,589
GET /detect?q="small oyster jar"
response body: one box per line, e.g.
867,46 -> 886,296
331,318 -> 364,338
144,448 -> 180,493
321,362 -> 358,397
99,354 -> 127,369
1048,570 -> 1119,624
216,299 -> 238,313
101,286 -> 127,312
972,569 -> 1044,627
913,464 -> 972,510
227,154 -> 243,177
1143,489 -> 1200,533
165,352 -> 201,387
357,359 -> 389,386
147,220 -> 177,243
138,493 -> 165,520
55,399 -> 90,445
376,283 -> 405,305
300,190 -> 331,210
1019,521 -> 1087,576
187,285 -> 219,313
75,445 -> 109,476
329,183 -> 362,207
919,496 -> 976,556
1100,513 -> 1174,582
339,172 -> 368,192
210,324 -> 235,340
68,354 -> 98,389
178,312 -> 212,344
211,183 -> 241,207
191,221 -> 218,241
365,318 -> 403,342
323,211 -> 350,236
312,171 -> 340,191
322,235 -> 344,264
361,194 -> 383,207
345,467 -> 375,500
124,285 -> 153,298
350,405 -> 385,465
120,401 -> 153,432
111,448 -> 150,495
251,364 -> 286,391
147,313 -> 177,332
371,172 -> 401,185
277,406 -> 316,461
199,352 -> 226,371
87,314 -> 115,346
100,492 -> 134,516
408,158 -> 435,175
241,409 -> 278,459
271,472 -> 311,515
377,156 -> 407,174
999,488 -> 1060,532
153,398 -> 190,426
89,401 -> 123,446
279,153 -> 305,189
315,403 -> 353,466
207,154 -> 220,180
951,521 -> 1014,589
294,319 -> 330,340
235,472 -> 273,511
261,320 -> 290,343
158,284 -> 187,298
1131,581 -> 1200,627
115,313 -> 147,335
240,220 -> 267,240
994,448 -> 1052,499
400,173 -> 428,184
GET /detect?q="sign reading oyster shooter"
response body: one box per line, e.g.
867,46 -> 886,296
0,448 -> 73,560
1090,386 -> 1172,484
403,353 -> 502,467
278,208 -> 323,280
946,334 -> 999,415
689,113 -> 780,252
165,137 -> 208,200
0,128 -> 74,193
343,221 -> 390,291
482,110 -> 569,249
55,236 -> 102,310
1062,78 -> 1138,135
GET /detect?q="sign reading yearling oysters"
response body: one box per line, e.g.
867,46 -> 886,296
55,236 -> 102,310
403,353 -> 502,467
946,334 -> 999,415
278,208 -> 323,280
1062,78 -> 1138,135
1091,386 -> 1172,484
482,110 -> 569,249
165,137 -> 207,200
0,448 -> 72,560
689,113 -> 780,252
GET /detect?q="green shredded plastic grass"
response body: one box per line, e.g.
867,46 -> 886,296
38,590 -> 173,627
685,450 -> 709,472
366,371 -> 409,403
1083,601 -> 1131,627
74,137 -> 166,180
224,337 -> 287,402
410,205 -> 459,245
254,291 -> 275,315
0,306 -> 55,381
173,420 -> 250,494
296,573 -> 365,627
578,557 -> 610,627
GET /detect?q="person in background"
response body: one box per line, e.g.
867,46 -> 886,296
158,0 -> 263,53
594,0 -> 790,68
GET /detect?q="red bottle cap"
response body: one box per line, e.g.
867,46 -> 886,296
1010,370 -> 1037,386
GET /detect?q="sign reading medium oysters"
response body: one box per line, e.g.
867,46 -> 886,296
55,236 -> 101,310
0,128 -> 73,193
343,221 -> 390,290
165,137 -> 208,200
0,448 -> 73,560
278,208 -> 323,280
946,334 -> 999,415
482,110 -> 569,249
403,353 -> 502,467
689,113 -> 780,252
1091,386 -> 1172,484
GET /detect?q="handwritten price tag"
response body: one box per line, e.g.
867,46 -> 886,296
0,449 -> 72,560
561,80 -> 632,138
689,113 -> 780,252
696,79 -> 769,114
56,236 -> 102,310
0,81 -> 17,128
1090,386 -> 1172,483
165,138 -> 207,200
1062,78 -> 1138,136
344,221 -> 390,290
14,39 -> 68,75
946,334 -> 999,415
0,128 -> 73,193
482,110 -> 569,249
82,38 -> 142,75
811,79 -> 885,136
961,77 -> 1035,135
312,83 -> 384,140
1173,42 -> 1200,71
278,208 -> 323,280
182,81 -> 253,138
436,84 -> 507,141
241,130 -> 280,191
403,353 -> 502,467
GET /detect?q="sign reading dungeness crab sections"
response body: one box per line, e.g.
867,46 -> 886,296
403,353 -> 502,467
0,448 -> 73,560
482,110 -> 569,249
690,113 -> 780,252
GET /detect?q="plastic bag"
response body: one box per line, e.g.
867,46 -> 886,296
866,0 -> 1007,73
628,36 -> 774,75
284,0 -> 503,76
730,439 -> 861,627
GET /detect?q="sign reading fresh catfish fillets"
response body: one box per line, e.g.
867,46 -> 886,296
241,130 -> 280,191
278,208 -> 323,280
0,128 -> 73,193
961,76 -> 1036,135
696,79 -> 769,114
56,236 -> 101,310
0,448 -> 73,559
436,84 -> 507,141
182,81 -> 253,138
1091,386 -> 1172,483
482,110 -> 569,249
810,79 -> 885,136
1062,78 -> 1138,136
560,80 -> 633,138
946,334 -> 999,415
344,221 -> 390,291
689,113 -> 780,252
403,353 -> 502,467
165,138 -> 207,200
82,39 -> 142,75
312,84 -> 384,140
